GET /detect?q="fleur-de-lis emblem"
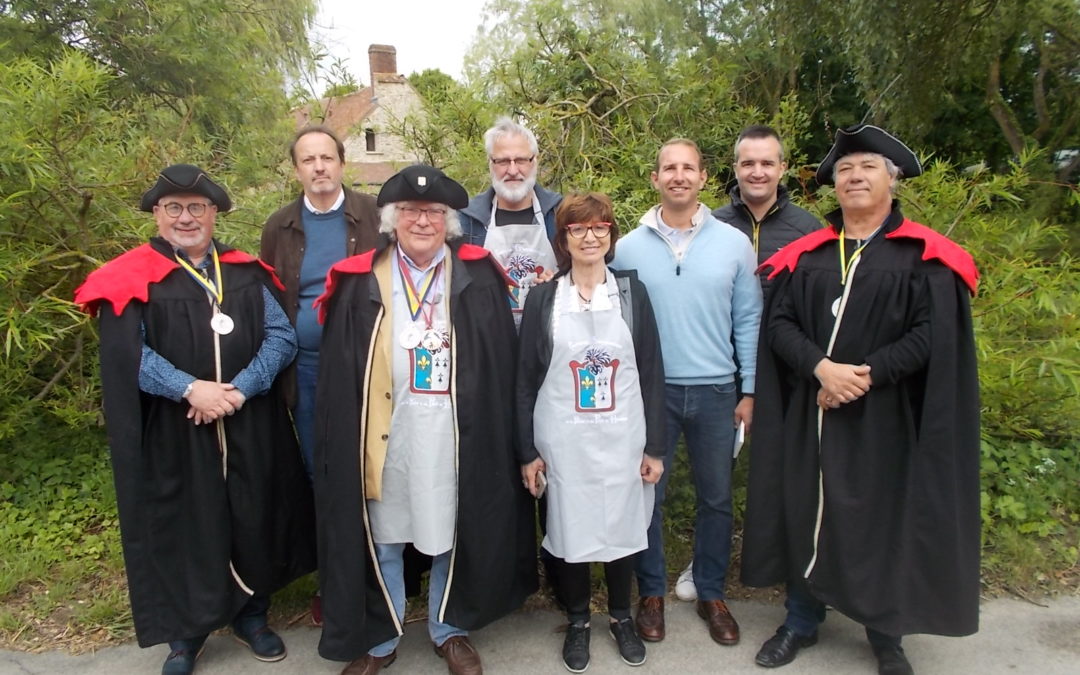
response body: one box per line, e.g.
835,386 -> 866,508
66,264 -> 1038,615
417,355 -> 430,369
582,376 -> 593,388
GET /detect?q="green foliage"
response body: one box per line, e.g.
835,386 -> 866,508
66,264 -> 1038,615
767,0 -> 1080,180
980,439 -> 1080,585
0,0 -> 318,647
440,0 -> 1080,591
0,418 -> 120,596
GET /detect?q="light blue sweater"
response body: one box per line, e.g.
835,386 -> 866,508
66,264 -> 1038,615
612,205 -> 762,390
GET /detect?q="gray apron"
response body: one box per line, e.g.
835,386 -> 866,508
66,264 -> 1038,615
368,249 -> 456,556
483,195 -> 556,327
533,275 -> 653,563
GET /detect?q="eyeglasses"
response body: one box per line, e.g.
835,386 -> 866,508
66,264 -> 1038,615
160,202 -> 212,218
397,205 -> 447,222
490,155 -> 535,168
566,222 -> 613,239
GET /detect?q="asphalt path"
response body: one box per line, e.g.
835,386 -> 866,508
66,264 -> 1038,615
2,596 -> 1077,674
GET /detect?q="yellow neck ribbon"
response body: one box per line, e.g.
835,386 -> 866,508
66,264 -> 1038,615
397,251 -> 442,322
174,244 -> 224,305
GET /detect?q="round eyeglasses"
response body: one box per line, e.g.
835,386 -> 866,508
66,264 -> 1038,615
160,202 -> 212,218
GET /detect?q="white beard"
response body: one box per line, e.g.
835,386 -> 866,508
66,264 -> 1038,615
492,172 -> 537,206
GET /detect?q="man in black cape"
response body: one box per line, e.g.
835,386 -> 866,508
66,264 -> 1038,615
75,164 -> 316,675
313,164 -> 537,675
742,126 -> 981,675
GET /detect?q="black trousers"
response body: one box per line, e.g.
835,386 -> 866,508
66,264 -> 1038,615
550,553 -> 635,624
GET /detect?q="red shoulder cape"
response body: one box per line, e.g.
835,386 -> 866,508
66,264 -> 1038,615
314,244 -> 511,324
75,244 -> 285,317
759,219 -> 978,295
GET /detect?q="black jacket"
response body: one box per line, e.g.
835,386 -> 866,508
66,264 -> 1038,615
515,269 -> 666,464
713,184 -> 820,295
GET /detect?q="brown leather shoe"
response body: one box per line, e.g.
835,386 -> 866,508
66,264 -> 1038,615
635,596 -> 665,642
697,599 -> 740,645
434,635 -> 483,675
340,650 -> 396,675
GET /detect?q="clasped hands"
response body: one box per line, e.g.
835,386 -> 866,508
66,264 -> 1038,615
814,358 -> 872,410
184,379 -> 247,425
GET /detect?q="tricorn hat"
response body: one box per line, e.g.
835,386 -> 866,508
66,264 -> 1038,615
815,125 -> 922,185
377,164 -> 468,209
139,164 -> 232,213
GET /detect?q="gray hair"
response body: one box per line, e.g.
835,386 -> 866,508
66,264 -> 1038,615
379,203 -> 463,240
832,153 -> 903,193
483,117 -> 539,157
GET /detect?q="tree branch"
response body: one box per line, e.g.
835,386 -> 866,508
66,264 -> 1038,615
32,332 -> 83,402
985,54 -> 1026,156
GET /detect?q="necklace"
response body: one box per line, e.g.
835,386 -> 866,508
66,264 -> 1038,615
570,271 -> 594,310
576,289 -> 591,309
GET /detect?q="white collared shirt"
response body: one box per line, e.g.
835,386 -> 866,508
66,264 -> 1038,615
303,188 -> 346,215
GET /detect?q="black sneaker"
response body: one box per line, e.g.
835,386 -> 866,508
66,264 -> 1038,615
609,617 -> 646,666
562,621 -> 590,673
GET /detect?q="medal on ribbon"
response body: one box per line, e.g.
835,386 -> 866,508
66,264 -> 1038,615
175,245 -> 234,334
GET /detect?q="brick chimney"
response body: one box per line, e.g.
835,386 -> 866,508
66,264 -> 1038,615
368,44 -> 397,84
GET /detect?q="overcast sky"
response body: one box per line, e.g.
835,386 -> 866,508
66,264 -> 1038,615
312,0 -> 492,87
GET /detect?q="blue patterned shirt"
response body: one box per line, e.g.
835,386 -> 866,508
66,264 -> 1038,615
138,249 -> 297,401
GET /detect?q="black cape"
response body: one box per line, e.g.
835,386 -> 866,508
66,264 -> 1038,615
79,237 -> 315,647
314,238 -> 538,662
742,206 -> 981,637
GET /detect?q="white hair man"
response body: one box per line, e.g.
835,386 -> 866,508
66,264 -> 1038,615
313,164 -> 537,675
458,117 -> 563,326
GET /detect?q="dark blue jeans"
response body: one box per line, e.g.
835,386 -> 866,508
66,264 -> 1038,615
635,383 -> 736,600
784,584 -> 900,647
294,353 -> 318,484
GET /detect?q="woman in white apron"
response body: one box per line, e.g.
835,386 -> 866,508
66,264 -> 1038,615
517,193 -> 667,673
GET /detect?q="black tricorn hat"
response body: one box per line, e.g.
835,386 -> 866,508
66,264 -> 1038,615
377,164 -> 468,209
139,164 -> 232,213
815,125 -> 922,186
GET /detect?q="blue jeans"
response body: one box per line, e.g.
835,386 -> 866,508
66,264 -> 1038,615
635,383 -> 736,600
368,543 -> 466,657
294,353 -> 318,483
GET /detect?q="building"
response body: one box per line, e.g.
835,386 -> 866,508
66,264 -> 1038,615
293,45 -> 425,188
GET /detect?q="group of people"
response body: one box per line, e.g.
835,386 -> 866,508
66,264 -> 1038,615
75,117 -> 981,675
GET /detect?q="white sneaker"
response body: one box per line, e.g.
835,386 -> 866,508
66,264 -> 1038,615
675,560 -> 697,601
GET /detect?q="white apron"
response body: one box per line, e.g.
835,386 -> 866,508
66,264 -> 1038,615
368,250 -> 456,556
533,275 -> 654,563
483,196 -> 557,328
